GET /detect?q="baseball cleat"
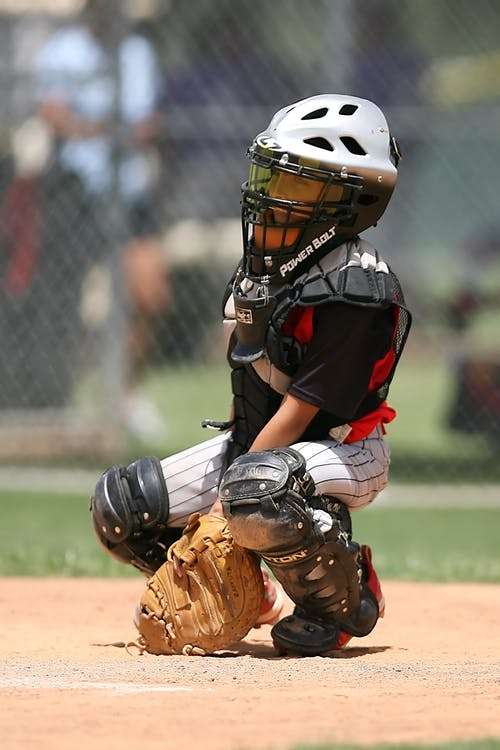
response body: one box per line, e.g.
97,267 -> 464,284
255,569 -> 286,626
361,544 -> 385,618
271,545 -> 385,655
271,612 -> 342,656
333,544 -> 385,649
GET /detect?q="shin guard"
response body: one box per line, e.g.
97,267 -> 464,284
220,448 -> 380,654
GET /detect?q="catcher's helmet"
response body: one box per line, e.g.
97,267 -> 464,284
240,94 -> 401,283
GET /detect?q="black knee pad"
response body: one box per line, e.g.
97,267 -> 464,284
220,449 -> 378,638
90,456 -> 172,575
220,447 -> 316,551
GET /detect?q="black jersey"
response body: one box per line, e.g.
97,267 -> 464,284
224,239 -> 411,462
286,302 -> 397,441
290,302 -> 395,419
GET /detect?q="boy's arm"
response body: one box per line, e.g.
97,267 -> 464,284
209,393 -> 317,516
248,392 -> 319,452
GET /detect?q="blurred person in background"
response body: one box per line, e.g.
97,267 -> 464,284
445,228 -> 500,445
0,117 -> 96,410
34,0 -> 170,441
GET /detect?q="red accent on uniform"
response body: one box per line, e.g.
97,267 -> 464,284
345,402 -> 396,443
368,348 -> 396,392
368,305 -> 400,391
350,304 -> 400,441
361,544 -> 385,618
282,305 -> 399,443
259,569 -> 276,617
281,306 -> 314,344
256,569 -> 285,626
333,544 -> 385,650
334,631 -> 353,649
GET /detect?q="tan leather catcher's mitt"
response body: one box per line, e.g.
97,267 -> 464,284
135,513 -> 264,655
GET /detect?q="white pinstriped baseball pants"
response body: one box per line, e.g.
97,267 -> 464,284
161,426 -> 390,528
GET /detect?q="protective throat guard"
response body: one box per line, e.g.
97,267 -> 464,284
230,230 -> 347,365
231,270 -> 278,363
220,449 -> 379,646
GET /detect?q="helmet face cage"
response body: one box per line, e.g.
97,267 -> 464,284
241,145 -> 363,281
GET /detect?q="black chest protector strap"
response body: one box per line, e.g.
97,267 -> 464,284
266,245 -> 410,376
301,248 -> 396,307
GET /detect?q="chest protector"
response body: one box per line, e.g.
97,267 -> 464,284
222,238 -> 411,466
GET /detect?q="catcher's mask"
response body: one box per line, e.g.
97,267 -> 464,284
240,94 -> 400,286
233,95 -> 400,363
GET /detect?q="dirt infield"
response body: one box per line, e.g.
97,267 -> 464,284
1,578 -> 499,750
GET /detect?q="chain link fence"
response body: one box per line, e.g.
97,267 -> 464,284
1,0 -> 499,478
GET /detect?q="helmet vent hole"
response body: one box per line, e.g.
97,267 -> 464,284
339,104 -> 358,116
301,107 -> 328,120
303,136 -> 334,152
340,136 -> 366,156
358,194 -> 378,206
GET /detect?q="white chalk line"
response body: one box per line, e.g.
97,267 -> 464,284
0,676 -> 193,694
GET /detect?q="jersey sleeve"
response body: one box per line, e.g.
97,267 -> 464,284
288,302 -> 394,420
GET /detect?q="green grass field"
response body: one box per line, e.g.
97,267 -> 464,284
2,347 -> 499,579
132,353 -> 499,482
1,488 -> 499,580
294,742 -> 500,750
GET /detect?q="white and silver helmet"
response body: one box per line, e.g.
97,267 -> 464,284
240,93 -> 401,283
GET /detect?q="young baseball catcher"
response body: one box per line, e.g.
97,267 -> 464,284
91,94 -> 411,656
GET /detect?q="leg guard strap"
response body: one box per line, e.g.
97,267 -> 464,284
221,449 -> 378,637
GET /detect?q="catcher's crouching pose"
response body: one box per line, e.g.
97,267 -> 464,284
91,94 -> 411,656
